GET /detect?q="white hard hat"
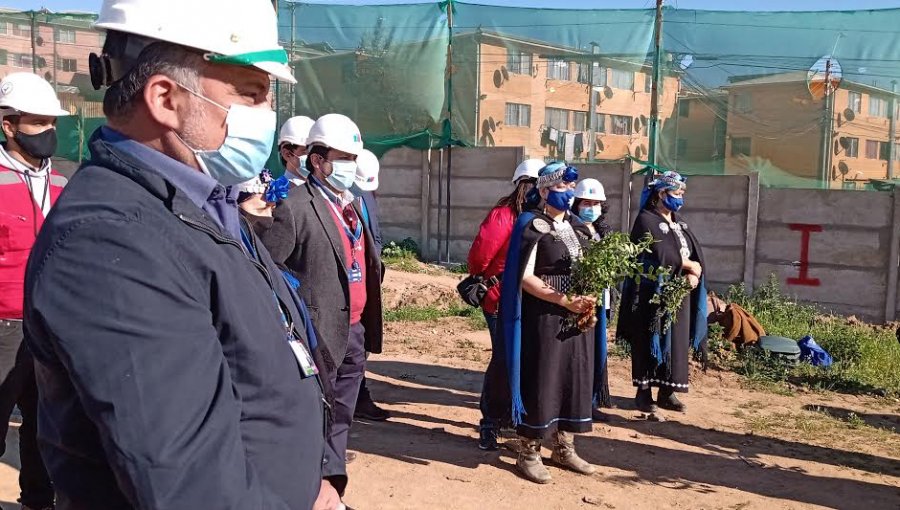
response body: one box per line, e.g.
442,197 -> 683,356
93,0 -> 295,84
0,73 -> 70,117
306,114 -> 364,156
512,158 -> 545,183
574,178 -> 607,201
355,149 -> 380,192
279,116 -> 315,146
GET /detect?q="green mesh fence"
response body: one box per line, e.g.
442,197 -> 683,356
3,4 -> 900,189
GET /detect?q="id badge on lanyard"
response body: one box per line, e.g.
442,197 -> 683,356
289,335 -> 319,378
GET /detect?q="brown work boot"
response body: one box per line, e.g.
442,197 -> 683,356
516,437 -> 552,484
551,430 -> 596,475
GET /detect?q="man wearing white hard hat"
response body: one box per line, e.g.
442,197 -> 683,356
0,71 -> 68,510
260,114 -> 384,483
279,115 -> 315,186
22,1 -> 344,509
345,149 -> 390,423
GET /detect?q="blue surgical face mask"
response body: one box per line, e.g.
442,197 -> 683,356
578,205 -> 602,223
662,192 -> 684,212
545,189 -> 575,211
325,159 -> 358,192
296,155 -> 310,179
176,85 -> 275,186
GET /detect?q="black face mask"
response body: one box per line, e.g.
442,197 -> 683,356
14,128 -> 57,160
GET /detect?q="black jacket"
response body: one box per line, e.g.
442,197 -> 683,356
260,181 -> 384,363
24,133 -> 343,510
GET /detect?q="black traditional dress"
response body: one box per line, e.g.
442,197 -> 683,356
500,209 -> 595,440
616,208 -> 708,393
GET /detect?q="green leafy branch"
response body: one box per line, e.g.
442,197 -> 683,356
649,272 -> 694,334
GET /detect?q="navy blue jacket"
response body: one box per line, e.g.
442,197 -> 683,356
357,190 -> 383,254
24,132 -> 342,510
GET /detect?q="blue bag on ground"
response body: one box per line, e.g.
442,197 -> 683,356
798,335 -> 833,367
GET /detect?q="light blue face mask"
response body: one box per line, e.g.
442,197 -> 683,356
176,84 -> 276,186
296,154 -> 310,179
325,159 -> 357,192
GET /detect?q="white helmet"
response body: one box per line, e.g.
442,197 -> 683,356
512,158 -> 545,183
279,116 -> 315,146
0,73 -> 70,117
355,149 -> 380,192
306,114 -> 364,156
574,178 -> 607,201
93,0 -> 295,84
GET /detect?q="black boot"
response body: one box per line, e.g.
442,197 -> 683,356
478,421 -> 499,451
635,388 -> 658,413
354,390 -> 390,421
657,388 -> 686,412
591,408 -> 611,422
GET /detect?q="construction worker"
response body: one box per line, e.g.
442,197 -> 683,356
0,71 -> 68,510
260,114 -> 384,483
22,0 -> 344,509
348,149 -> 391,423
279,115 -> 315,186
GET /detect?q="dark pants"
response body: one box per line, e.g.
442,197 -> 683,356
327,322 -> 367,462
0,321 -> 53,509
479,312 -> 510,431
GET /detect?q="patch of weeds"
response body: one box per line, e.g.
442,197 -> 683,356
385,303 -> 487,331
724,275 -> 900,398
609,340 -> 631,359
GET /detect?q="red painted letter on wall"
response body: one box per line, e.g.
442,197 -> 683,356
786,223 -> 822,287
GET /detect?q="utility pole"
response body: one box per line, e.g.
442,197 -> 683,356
444,0 -> 454,263
587,42 -> 599,161
290,2 -> 296,116
889,81 -> 897,180
52,19 -> 58,91
30,11 -> 38,74
647,0 -> 663,167
819,58 -> 835,189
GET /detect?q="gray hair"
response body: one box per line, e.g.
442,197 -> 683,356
103,40 -> 205,122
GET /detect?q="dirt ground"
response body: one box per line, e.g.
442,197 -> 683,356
0,268 -> 898,509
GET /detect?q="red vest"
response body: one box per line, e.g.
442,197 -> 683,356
0,164 -> 66,319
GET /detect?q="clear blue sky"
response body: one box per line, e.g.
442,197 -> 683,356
2,0 -> 899,13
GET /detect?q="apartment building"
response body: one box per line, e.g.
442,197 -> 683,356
0,10 -> 104,115
452,31 -> 680,165
720,72 -> 899,189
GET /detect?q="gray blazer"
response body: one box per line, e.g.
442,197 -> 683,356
260,181 -> 384,366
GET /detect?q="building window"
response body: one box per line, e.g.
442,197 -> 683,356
592,112 -> 606,133
577,63 -> 606,87
0,22 -> 7,35
507,51 -> 532,76
866,140 -> 891,160
55,28 -> 76,44
610,69 -> 634,90
610,114 -> 631,135
0,50 -> 7,66
678,100 -> 690,118
546,58 -> 570,81
504,103 -> 531,127
894,143 -> 900,161
644,73 -> 652,93
11,54 -> 33,68
677,138 -> 687,157
869,96 -> 888,117
59,57 -> 77,72
847,91 -> 862,113
545,107 -> 569,130
845,137 -> 859,157
573,111 -> 587,131
731,137 -> 751,157
12,23 -> 30,38
734,93 -> 752,113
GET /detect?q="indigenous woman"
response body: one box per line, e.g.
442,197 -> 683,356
571,178 -> 613,422
500,162 -> 598,484
616,171 -> 708,414
467,159 -> 543,451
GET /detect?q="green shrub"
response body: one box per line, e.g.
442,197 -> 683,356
723,275 -> 900,397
